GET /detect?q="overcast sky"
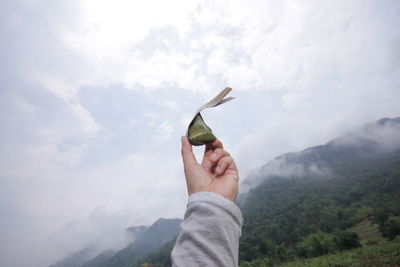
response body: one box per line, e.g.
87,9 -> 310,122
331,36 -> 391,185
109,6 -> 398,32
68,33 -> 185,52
1,0 -> 400,266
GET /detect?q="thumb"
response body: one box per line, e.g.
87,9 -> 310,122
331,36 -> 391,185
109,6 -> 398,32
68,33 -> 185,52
181,136 -> 197,168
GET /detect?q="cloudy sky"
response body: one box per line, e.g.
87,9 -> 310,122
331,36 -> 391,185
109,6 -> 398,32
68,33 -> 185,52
1,0 -> 399,266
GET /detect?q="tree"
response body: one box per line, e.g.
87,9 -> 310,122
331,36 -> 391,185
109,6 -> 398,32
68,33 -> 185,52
333,230 -> 361,251
380,217 -> 400,240
295,231 -> 335,257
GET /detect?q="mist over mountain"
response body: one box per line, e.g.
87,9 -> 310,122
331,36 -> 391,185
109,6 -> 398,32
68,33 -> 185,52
240,116 -> 400,195
126,225 -> 149,240
93,218 -> 181,267
49,247 -> 98,267
49,225 -> 148,267
49,218 -> 181,267
237,117 -> 400,265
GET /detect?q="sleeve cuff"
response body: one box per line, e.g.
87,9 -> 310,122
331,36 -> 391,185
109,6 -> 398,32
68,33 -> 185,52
187,192 -> 243,228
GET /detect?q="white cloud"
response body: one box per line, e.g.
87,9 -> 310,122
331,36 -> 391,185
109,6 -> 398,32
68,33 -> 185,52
156,120 -> 174,141
143,111 -> 161,127
157,98 -> 180,111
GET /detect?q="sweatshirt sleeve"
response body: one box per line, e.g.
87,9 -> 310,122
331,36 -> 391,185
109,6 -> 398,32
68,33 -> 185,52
171,192 -> 243,267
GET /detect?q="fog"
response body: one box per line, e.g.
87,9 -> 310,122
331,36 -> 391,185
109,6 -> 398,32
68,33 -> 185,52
240,117 -> 400,193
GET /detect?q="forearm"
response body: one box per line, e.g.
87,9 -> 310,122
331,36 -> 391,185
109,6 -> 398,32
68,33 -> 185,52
171,192 -> 243,267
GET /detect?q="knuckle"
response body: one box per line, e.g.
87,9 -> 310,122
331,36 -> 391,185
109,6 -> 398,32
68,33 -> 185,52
214,148 -> 223,154
215,148 -> 230,156
222,155 -> 233,163
223,149 -> 231,156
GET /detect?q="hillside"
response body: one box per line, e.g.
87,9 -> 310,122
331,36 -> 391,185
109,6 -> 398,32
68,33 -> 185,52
50,218 -> 181,267
249,218 -> 400,267
90,218 -> 181,267
49,247 -> 99,267
240,117 -> 400,194
239,149 -> 400,264
239,117 -> 400,264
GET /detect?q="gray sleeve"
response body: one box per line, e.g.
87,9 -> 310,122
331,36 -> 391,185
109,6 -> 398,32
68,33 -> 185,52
171,192 -> 243,267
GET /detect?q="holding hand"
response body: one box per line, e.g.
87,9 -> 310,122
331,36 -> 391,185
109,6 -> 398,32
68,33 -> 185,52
181,136 -> 239,202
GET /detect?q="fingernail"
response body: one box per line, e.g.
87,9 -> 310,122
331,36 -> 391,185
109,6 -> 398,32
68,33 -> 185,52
216,166 -> 221,173
211,153 -> 217,160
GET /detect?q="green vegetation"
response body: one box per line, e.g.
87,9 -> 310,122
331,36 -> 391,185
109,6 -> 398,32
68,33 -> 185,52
92,219 -> 181,267
242,215 -> 400,267
137,239 -> 176,267
239,149 -> 400,265
281,240 -> 400,267
380,217 -> 400,241
333,230 -> 361,251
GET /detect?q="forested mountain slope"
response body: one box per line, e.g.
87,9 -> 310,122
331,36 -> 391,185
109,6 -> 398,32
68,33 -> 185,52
240,149 -> 400,263
49,247 -> 99,267
240,117 -> 400,193
238,117 -> 400,264
88,218 -> 181,267
49,218 -> 181,267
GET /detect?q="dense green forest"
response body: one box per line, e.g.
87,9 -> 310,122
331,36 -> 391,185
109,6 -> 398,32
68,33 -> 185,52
137,239 -> 177,267
247,218 -> 400,267
239,149 -> 400,265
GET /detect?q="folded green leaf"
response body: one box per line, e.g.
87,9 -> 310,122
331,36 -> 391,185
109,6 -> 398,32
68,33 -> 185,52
186,87 -> 234,146
187,113 -> 216,146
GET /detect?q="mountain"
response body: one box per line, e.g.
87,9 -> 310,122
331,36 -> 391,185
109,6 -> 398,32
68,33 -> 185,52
126,225 -> 148,239
80,250 -> 116,267
238,117 -> 400,264
85,218 -> 182,267
49,225 -> 148,267
240,116 -> 400,195
49,247 -> 98,267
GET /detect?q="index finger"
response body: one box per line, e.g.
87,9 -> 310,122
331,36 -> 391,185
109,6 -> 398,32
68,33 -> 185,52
181,136 -> 198,168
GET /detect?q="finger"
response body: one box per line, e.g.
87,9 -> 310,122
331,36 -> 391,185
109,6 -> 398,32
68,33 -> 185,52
215,155 -> 237,176
203,142 -> 214,157
202,139 -> 225,170
202,142 -> 215,171
181,136 -> 197,168
203,139 -> 223,159
211,139 -> 223,150
209,148 -> 230,163
201,139 -> 223,171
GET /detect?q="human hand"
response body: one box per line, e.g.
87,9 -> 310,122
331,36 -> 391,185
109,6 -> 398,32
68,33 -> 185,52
181,136 -> 239,202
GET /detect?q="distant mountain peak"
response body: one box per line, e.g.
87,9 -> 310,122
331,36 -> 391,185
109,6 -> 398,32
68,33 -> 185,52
153,217 -> 181,225
375,116 -> 400,126
240,116 -> 400,194
125,225 -> 148,239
